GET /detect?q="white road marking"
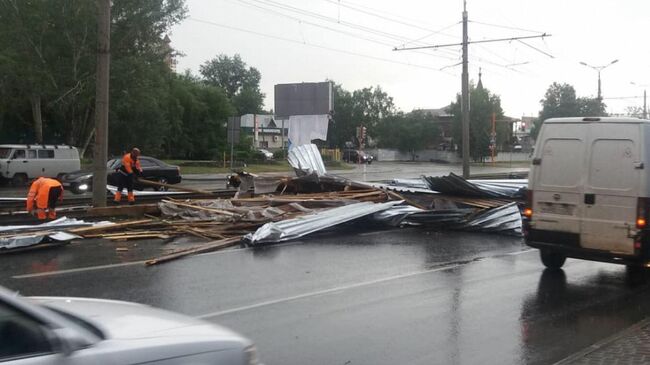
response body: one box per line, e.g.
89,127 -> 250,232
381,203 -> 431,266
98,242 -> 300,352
12,261 -> 146,279
11,241 -> 308,279
197,263 -> 462,319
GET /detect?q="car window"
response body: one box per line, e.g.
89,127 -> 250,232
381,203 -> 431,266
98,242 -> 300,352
37,150 -> 54,159
0,148 -> 11,159
12,150 -> 25,159
139,158 -> 158,168
27,150 -> 37,159
0,301 -> 53,361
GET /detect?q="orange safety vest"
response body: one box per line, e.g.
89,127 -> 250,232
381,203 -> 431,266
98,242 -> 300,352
120,153 -> 142,174
26,177 -> 63,211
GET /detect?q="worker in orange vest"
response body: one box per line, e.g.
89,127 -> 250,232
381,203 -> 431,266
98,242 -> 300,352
114,147 -> 143,204
26,177 -> 64,220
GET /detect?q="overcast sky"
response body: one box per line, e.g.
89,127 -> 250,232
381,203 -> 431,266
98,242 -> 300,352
170,0 -> 650,118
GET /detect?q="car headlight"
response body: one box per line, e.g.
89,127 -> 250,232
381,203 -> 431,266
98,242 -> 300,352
78,184 -> 89,191
244,345 -> 259,365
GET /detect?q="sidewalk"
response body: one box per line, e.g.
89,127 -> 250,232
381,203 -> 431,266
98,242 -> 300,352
555,318 -> 650,365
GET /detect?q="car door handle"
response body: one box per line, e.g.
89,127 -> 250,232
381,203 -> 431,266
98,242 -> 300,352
22,160 -> 28,163
584,193 -> 595,205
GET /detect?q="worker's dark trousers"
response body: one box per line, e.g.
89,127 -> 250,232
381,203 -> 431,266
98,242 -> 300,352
47,187 -> 61,209
116,172 -> 134,193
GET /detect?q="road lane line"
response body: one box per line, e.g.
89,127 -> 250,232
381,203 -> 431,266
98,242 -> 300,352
197,263 -> 462,319
12,261 -> 146,279
506,248 -> 535,256
11,241 -> 309,279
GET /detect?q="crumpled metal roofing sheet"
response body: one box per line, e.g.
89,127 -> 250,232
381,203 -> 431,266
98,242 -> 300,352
423,173 -> 526,199
244,200 -> 401,245
459,202 -> 522,235
287,144 -> 327,176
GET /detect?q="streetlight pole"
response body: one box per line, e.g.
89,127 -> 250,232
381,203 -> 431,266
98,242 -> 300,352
579,59 -> 619,100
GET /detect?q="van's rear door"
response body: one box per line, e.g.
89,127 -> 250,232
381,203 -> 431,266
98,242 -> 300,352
532,124 -> 586,240
581,123 -> 640,255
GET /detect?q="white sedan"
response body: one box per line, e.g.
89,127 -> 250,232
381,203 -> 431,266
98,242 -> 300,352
0,286 -> 260,364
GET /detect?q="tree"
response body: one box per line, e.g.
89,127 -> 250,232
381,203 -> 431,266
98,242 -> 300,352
199,54 -> 265,115
448,84 -> 504,161
376,110 -> 440,160
0,0 -> 188,154
531,82 -> 607,139
327,82 -> 396,148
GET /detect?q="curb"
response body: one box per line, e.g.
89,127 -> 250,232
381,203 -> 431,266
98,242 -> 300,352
552,317 -> 650,365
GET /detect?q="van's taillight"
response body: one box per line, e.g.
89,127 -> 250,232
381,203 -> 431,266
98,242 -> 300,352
637,198 -> 650,229
523,190 -> 533,219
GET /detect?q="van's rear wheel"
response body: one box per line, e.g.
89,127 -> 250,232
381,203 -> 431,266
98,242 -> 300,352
540,250 -> 566,269
11,174 -> 27,187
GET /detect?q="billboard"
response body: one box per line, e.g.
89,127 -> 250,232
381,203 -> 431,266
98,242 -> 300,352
274,82 -> 333,118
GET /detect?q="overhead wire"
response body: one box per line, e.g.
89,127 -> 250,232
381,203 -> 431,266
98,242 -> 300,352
248,0 -> 443,49
469,20 -> 546,34
322,0 -> 458,39
231,0 -> 460,62
187,17 -> 458,77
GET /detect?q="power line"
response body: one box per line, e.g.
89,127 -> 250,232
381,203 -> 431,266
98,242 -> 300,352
231,0 -> 460,62
394,33 -> 551,51
187,17 -> 457,76
516,39 -> 554,59
248,0 -> 435,48
398,22 -> 461,48
336,0 -> 441,29
322,0 -> 458,39
469,20 -> 546,34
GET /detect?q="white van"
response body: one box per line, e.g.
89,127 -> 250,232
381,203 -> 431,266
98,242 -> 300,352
0,144 -> 80,186
524,117 -> 650,269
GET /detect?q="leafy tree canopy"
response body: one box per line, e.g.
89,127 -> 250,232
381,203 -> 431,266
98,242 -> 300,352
199,54 -> 265,115
448,84 -> 506,161
531,82 -> 607,139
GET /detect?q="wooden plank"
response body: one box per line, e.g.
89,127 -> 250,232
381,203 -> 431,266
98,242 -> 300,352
162,200 -> 237,217
137,178 -> 214,195
106,234 -> 169,240
145,236 -> 242,265
68,219 -> 153,234
84,204 -> 160,218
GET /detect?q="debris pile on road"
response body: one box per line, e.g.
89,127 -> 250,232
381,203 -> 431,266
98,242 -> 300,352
0,144 -> 529,264
0,217 -> 112,251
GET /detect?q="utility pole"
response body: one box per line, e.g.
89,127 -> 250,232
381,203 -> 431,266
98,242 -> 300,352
92,0 -> 110,207
393,2 -> 549,179
461,0 -> 470,178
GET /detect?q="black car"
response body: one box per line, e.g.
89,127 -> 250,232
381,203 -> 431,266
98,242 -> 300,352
62,156 -> 181,194
343,149 -> 373,164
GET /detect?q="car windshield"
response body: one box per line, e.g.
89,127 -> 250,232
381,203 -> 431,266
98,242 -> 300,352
43,306 -> 105,340
0,148 -> 10,159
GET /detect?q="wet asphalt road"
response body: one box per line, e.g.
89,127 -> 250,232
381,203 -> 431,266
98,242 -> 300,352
1,226 -> 649,365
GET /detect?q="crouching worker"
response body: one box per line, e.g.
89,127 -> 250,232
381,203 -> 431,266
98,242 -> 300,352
26,177 -> 64,220
114,147 -> 142,205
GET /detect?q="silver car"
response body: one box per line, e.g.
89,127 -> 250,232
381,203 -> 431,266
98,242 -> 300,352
0,286 -> 259,364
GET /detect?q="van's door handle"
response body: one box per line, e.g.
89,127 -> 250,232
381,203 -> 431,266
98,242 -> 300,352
22,160 -> 28,163
584,193 -> 596,205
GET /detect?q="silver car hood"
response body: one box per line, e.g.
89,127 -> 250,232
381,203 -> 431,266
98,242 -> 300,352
30,297 -> 248,345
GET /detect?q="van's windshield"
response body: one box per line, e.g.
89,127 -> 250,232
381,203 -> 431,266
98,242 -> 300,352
0,148 -> 11,159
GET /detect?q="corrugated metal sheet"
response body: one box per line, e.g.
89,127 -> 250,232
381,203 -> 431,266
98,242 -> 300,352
244,200 -> 401,245
423,173 -> 526,199
288,144 -> 327,176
